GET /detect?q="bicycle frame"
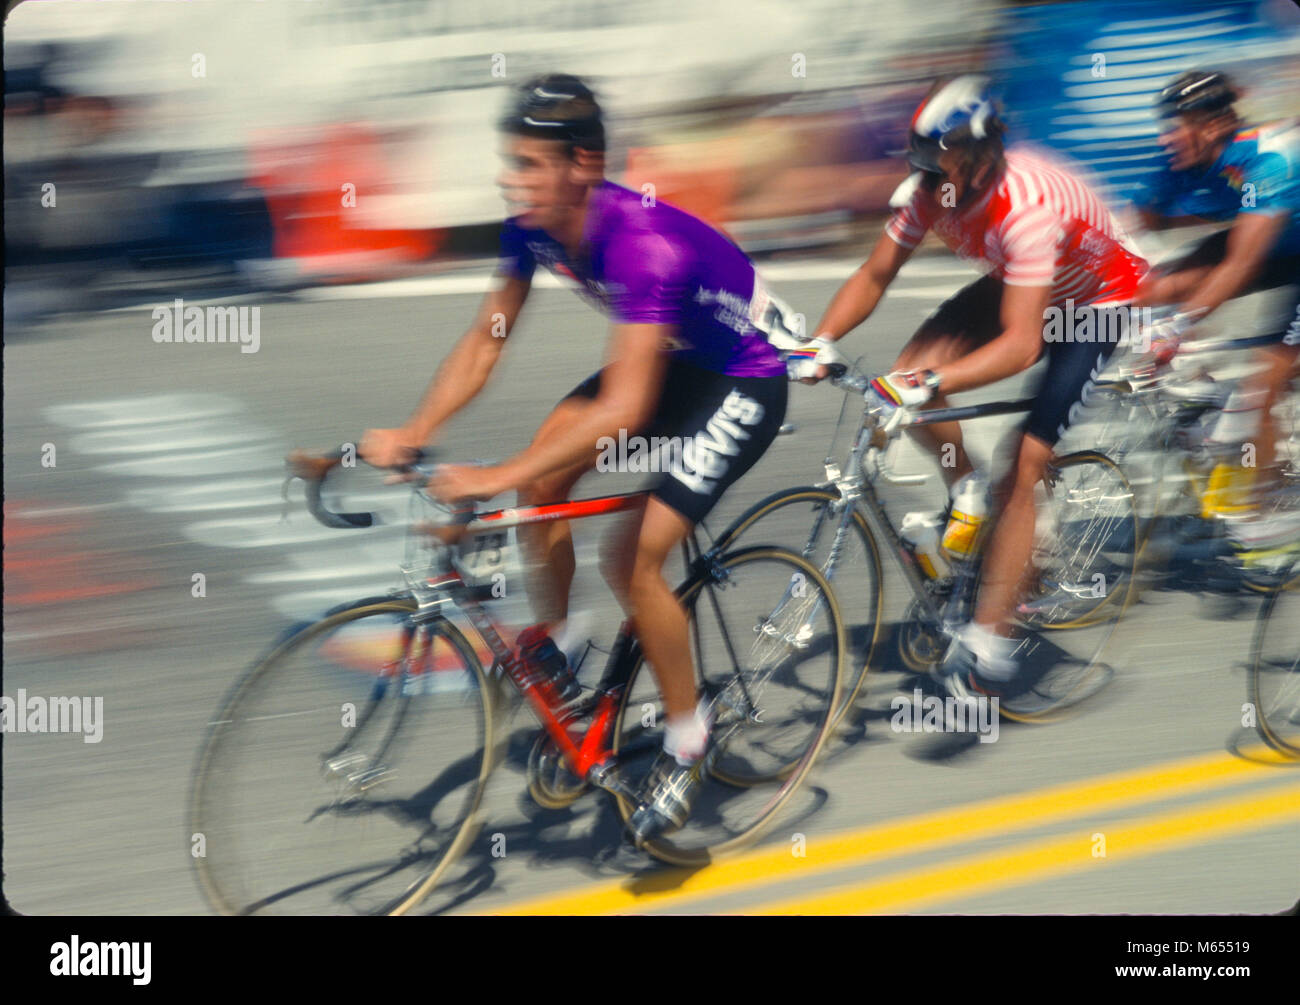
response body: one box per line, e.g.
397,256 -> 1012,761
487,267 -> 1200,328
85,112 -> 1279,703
397,488 -> 731,792
784,381 -> 1036,630
1093,336 -> 1300,513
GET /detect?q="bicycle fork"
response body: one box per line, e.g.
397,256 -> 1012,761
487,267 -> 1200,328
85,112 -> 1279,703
322,619 -> 433,799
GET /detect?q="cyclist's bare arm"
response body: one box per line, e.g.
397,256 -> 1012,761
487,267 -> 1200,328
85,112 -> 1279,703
361,274 -> 530,466
437,322 -> 671,500
1136,206 -> 1207,232
811,230 -> 914,341
927,282 -> 1052,394
1176,210 -> 1289,320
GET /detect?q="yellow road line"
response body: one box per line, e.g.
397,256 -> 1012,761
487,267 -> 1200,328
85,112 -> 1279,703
756,781 -> 1300,914
487,746 -> 1295,915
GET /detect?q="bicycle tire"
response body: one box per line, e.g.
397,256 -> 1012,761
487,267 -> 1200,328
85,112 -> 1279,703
190,597 -> 495,916
1064,386 -> 1181,606
1024,450 -> 1141,631
610,546 -> 845,867
1250,567 -> 1300,757
946,452 -> 1135,725
714,486 -> 882,729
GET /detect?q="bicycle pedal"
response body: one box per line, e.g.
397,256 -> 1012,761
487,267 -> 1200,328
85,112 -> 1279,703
753,618 -> 812,650
323,752 -> 368,778
346,765 -> 394,792
586,760 -> 637,803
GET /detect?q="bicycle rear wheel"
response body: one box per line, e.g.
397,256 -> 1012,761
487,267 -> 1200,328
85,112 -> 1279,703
190,597 -> 494,915
611,546 -> 844,867
1021,450 -> 1140,630
954,452 -> 1133,724
1250,567 -> 1300,756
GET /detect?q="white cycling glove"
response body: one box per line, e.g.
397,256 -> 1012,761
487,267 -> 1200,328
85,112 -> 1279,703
785,336 -> 848,382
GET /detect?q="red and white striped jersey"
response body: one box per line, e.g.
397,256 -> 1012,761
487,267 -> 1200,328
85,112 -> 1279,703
885,146 -> 1149,306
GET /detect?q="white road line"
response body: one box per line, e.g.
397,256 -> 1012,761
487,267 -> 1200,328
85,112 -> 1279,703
8,503 -> 120,518
883,285 -> 969,299
278,260 -> 977,303
45,394 -> 240,429
125,477 -> 288,514
95,446 -> 282,479
183,515 -> 405,550
245,563 -> 401,585
72,427 -> 278,456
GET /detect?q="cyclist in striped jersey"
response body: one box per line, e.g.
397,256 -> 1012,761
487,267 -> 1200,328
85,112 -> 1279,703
793,76 -> 1150,697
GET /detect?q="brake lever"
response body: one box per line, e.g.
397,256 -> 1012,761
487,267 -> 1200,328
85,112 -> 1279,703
869,421 -> 931,486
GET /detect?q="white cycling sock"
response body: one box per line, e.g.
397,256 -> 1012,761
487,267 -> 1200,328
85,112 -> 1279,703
551,610 -> 594,666
962,622 -> 1019,681
663,701 -> 712,766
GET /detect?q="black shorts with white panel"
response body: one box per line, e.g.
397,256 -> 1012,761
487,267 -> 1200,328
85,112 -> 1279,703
564,359 -> 788,525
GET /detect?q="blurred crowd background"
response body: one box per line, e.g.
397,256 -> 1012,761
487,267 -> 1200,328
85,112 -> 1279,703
5,0 -> 1299,325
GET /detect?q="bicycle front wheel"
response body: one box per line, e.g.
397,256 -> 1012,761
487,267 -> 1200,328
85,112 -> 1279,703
1251,567 -> 1300,756
190,597 -> 494,915
715,486 -> 882,728
611,546 -> 844,867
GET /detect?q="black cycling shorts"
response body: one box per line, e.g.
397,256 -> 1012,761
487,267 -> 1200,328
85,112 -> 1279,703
1165,230 -> 1300,347
912,275 -> 1127,446
915,273 -> 1005,348
1023,335 -> 1122,445
564,359 -> 788,525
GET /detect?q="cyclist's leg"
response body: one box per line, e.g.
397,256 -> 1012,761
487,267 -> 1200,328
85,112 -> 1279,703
515,383 -> 603,628
974,431 -> 1054,638
893,274 -> 1003,488
600,365 -> 788,724
1252,343 -> 1300,490
621,499 -> 697,720
974,331 -> 1123,638
1244,273 -> 1300,496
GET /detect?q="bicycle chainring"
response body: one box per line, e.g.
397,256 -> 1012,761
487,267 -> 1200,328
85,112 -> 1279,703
526,729 -> 591,810
899,600 -> 947,673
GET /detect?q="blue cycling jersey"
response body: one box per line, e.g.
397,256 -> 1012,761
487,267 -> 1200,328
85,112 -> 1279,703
1135,120 -> 1300,256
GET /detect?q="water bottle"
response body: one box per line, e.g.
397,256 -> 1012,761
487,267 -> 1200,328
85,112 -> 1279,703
942,471 -> 992,561
1201,462 -> 1256,518
1208,386 -> 1265,447
1202,387 -> 1265,518
901,511 -> 952,581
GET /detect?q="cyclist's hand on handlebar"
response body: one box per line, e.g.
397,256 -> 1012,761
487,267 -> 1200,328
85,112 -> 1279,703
867,370 -> 934,435
1137,311 -> 1201,368
428,463 -> 507,505
869,370 -> 935,409
360,427 -> 426,481
786,336 -> 848,384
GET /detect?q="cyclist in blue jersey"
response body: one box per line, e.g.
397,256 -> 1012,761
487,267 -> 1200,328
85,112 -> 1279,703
360,75 -> 814,844
1134,70 -> 1300,521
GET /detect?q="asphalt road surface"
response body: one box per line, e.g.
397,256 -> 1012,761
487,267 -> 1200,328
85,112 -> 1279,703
4,252 -> 1297,915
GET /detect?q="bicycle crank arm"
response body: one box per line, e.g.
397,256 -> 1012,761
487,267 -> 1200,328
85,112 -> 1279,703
346,764 -> 394,793
586,760 -> 640,803
323,752 -> 369,778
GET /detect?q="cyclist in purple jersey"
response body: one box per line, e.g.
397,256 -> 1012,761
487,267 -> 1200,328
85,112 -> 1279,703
498,181 -> 789,379
361,74 -> 805,845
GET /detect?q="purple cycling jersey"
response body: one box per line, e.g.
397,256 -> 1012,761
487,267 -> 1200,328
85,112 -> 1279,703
498,181 -> 788,378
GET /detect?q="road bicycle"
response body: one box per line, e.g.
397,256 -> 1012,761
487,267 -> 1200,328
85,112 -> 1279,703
1076,334 -> 1300,599
190,447 -> 844,915
1247,552 -> 1300,758
713,365 -> 1139,724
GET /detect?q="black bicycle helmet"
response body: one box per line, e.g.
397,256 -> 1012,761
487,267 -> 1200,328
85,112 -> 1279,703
1155,70 -> 1237,119
500,73 -> 605,152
